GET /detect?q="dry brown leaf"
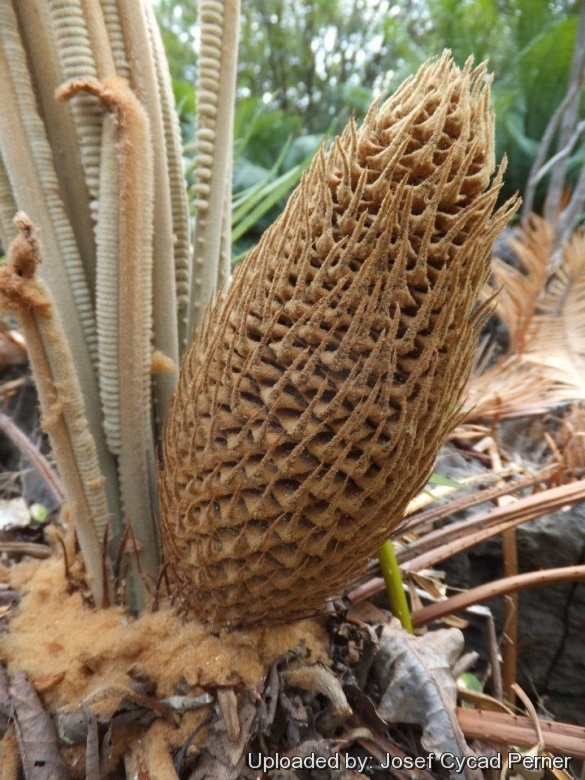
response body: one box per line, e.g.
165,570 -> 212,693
527,231 -> 585,377
216,687 -> 240,742
467,215 -> 585,419
466,355 -> 577,418
490,215 -> 552,352
9,670 -> 70,780
281,665 -> 352,733
84,709 -> 100,780
372,625 -> 479,780
191,694 -> 258,780
457,707 -> 585,758
0,665 -> 10,739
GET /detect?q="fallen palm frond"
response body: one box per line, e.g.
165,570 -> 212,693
402,464 -> 558,535
490,214 -> 552,352
466,214 -> 585,419
535,231 -> 585,386
348,476 -> 585,604
456,707 -> 585,758
465,355 -> 576,418
401,478 -> 585,572
411,565 -> 585,628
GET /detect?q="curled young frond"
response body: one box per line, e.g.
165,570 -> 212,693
58,76 -> 159,603
0,214 -> 111,605
145,1 -> 192,355
190,0 -> 240,332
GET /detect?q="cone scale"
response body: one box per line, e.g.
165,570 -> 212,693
159,53 -> 518,628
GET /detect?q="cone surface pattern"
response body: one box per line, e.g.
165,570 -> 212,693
160,54 -> 517,628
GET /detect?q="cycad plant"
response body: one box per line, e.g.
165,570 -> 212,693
0,1 -> 517,630
0,0 -> 236,612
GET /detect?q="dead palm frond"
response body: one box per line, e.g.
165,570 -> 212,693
466,215 -> 585,419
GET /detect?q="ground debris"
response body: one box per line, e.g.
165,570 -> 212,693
9,670 -> 70,780
0,598 -> 485,779
373,625 -> 476,780
1,562 -> 582,779
190,692 -> 258,780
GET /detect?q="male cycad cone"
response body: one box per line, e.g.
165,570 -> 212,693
160,53 -> 519,628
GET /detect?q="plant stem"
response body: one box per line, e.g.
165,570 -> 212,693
117,0 -> 180,429
378,539 -> 413,633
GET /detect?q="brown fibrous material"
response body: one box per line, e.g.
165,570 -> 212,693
159,53 -> 519,628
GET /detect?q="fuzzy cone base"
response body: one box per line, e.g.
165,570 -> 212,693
160,53 -> 518,628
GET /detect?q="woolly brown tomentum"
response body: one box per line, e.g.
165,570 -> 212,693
159,53 -> 519,628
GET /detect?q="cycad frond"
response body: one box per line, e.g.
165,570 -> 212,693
467,215 -> 585,419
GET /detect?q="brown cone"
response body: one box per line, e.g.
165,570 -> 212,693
159,52 -> 519,628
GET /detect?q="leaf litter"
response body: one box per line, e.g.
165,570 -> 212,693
1,521 -> 585,778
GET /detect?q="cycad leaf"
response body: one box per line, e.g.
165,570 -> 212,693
526,231 -> 585,391
490,215 -> 551,350
466,215 -> 585,419
467,354 -> 579,418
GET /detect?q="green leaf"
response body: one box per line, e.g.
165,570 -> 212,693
30,503 -> 48,524
428,473 -> 465,488
458,672 -> 483,708
459,672 -> 483,692
232,164 -> 306,243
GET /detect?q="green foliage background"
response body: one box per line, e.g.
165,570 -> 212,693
155,0 -> 583,245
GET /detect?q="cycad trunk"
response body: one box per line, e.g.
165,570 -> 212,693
160,53 -> 519,629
